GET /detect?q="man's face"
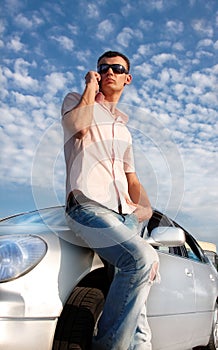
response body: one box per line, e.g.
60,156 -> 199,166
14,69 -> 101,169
97,56 -> 132,95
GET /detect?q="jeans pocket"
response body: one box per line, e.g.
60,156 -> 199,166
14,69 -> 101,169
123,213 -> 139,229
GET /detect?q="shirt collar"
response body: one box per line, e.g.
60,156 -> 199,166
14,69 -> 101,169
95,92 -> 128,124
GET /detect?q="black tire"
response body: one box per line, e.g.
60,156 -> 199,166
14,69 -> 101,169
53,287 -> 105,350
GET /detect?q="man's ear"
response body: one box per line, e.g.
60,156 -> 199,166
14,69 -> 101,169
125,74 -> 132,85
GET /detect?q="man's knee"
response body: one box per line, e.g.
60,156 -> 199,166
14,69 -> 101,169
133,243 -> 159,282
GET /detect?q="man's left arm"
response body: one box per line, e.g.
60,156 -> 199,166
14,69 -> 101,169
126,172 -> 153,222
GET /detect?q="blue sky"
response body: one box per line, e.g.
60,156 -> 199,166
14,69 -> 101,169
0,0 -> 217,247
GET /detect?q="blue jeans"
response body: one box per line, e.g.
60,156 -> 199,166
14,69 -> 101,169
66,194 -> 160,350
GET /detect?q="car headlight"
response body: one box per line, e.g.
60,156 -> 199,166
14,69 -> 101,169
0,235 -> 47,282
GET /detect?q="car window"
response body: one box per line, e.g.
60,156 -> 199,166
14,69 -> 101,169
157,239 -> 206,261
184,241 -> 201,261
146,211 -> 207,263
157,246 -> 183,256
181,234 -> 207,263
203,250 -> 218,269
157,246 -> 170,254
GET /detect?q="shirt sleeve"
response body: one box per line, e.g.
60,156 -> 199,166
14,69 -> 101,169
61,92 -> 81,117
124,138 -> 135,173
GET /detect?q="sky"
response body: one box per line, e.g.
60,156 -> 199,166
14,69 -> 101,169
0,0 -> 217,248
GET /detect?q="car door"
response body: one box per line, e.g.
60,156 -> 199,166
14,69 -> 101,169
182,234 -> 218,347
147,245 -> 195,350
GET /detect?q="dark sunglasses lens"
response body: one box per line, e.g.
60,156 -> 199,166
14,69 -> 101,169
112,65 -> 125,74
98,64 -> 127,74
98,65 -> 109,74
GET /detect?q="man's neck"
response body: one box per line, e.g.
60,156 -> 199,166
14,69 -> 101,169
96,92 -> 118,115
103,100 -> 117,115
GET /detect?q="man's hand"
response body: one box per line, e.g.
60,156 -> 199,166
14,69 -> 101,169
132,204 -> 153,222
84,71 -> 101,94
125,172 -> 153,222
62,71 -> 101,139
126,198 -> 152,222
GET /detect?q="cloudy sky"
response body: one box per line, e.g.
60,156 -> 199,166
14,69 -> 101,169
0,0 -> 217,247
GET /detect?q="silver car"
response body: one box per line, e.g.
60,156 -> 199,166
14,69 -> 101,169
0,206 -> 217,350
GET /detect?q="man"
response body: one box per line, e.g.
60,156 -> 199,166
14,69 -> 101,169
62,51 -> 160,350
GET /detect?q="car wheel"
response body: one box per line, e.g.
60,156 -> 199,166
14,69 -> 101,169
193,304 -> 218,350
53,286 -> 105,350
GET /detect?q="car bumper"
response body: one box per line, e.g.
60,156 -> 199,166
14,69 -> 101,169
0,318 -> 57,350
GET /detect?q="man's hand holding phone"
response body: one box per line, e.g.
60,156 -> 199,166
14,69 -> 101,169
85,71 -> 101,94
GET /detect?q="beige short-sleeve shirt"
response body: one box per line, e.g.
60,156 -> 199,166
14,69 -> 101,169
62,92 -> 136,214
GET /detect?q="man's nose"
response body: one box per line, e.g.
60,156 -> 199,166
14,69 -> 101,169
106,67 -> 114,74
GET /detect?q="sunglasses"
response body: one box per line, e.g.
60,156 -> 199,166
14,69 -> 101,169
97,64 -> 129,75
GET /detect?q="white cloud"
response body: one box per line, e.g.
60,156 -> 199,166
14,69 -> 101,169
96,19 -> 114,40
117,27 -> 134,47
86,3 -> 99,18
120,2 -> 134,17
0,65 -> 75,187
0,99 -> 61,187
122,85 -> 142,105
173,83 -> 186,95
117,27 -> 143,48
67,24 -> 78,36
45,71 -> 74,97
166,20 -> 184,35
147,0 -> 164,11
196,48 -> 214,59
0,19 -> 6,34
15,13 -> 44,29
197,38 -> 214,48
51,35 -> 74,51
7,35 -> 26,52
11,91 -> 45,108
138,19 -> 153,31
172,42 -> 185,51
136,44 -> 154,57
158,68 -> 170,83
191,71 -> 216,90
157,40 -> 172,49
134,62 -> 153,77
192,19 -> 213,37
0,66 -> 9,98
151,53 -> 177,66
199,91 -> 218,106
3,58 -> 39,91
7,58 -> 38,90
178,147 -> 218,232
76,49 -> 92,64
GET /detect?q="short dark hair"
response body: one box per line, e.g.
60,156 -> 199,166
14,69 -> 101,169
97,51 -> 130,72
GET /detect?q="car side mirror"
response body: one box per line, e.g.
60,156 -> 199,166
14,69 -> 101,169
146,227 -> 185,247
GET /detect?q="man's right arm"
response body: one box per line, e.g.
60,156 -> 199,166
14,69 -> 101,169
62,71 -> 101,139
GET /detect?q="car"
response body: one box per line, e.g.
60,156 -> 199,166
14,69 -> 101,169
0,206 -> 217,350
204,250 -> 218,271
